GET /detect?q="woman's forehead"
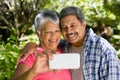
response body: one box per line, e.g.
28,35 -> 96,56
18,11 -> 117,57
43,21 -> 59,29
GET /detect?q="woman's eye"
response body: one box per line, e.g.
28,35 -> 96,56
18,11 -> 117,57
45,31 -> 51,34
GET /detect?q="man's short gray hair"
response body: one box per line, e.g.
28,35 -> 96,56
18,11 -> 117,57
60,6 -> 85,24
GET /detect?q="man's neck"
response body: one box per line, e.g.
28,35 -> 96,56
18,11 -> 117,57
72,42 -> 83,47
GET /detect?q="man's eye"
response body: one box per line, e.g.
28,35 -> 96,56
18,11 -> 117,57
71,24 -> 77,28
56,30 -> 60,32
61,27 -> 67,30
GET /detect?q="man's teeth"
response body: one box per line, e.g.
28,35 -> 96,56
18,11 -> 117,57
68,34 -> 75,38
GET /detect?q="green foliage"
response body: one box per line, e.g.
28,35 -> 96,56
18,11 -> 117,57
118,50 -> 120,58
0,0 -> 51,44
0,33 -> 39,80
0,43 -> 20,80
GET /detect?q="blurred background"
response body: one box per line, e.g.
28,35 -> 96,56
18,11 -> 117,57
0,0 -> 120,79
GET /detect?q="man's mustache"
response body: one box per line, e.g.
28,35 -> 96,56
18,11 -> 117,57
66,32 -> 78,37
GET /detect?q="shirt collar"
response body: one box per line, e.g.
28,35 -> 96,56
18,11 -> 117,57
84,28 -> 95,47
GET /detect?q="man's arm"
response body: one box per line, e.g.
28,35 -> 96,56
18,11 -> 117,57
18,42 -> 37,61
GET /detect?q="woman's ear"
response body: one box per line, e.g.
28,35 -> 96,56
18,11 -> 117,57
35,30 -> 40,42
36,30 -> 40,36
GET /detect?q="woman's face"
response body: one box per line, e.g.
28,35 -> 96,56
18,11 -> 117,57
38,21 -> 61,51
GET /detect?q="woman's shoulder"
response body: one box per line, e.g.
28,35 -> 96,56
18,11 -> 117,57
17,52 -> 35,67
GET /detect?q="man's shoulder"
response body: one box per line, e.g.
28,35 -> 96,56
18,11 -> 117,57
85,28 -> 101,45
58,39 -> 66,48
86,28 -> 115,50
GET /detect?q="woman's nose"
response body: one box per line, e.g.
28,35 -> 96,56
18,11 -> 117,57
50,32 -> 57,38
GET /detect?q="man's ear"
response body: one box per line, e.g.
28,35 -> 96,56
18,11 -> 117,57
82,21 -> 86,29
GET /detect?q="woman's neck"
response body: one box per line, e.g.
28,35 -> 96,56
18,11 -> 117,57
39,44 -> 58,52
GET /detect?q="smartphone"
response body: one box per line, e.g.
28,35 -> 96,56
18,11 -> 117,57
49,53 -> 80,69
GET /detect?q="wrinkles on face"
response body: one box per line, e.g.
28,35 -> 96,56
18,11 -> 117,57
38,21 -> 61,51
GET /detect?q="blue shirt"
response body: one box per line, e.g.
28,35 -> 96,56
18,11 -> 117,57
62,28 -> 120,80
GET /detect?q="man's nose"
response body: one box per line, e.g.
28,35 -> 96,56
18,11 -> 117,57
67,27 -> 72,34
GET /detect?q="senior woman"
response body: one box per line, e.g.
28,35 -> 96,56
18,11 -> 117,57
11,9 -> 71,80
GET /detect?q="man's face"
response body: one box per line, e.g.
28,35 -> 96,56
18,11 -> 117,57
60,15 -> 86,46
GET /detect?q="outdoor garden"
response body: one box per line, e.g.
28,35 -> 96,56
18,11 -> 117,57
0,0 -> 120,80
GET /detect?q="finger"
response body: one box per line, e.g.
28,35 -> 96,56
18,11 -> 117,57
44,50 -> 54,54
19,53 -> 27,61
48,68 -> 54,72
47,53 -> 53,60
43,50 -> 55,56
53,69 -> 60,73
18,52 -> 30,61
34,49 -> 39,58
21,42 -> 37,56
